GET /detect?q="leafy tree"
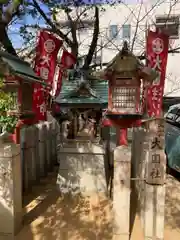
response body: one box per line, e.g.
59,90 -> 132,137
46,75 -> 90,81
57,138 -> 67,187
0,79 -> 18,133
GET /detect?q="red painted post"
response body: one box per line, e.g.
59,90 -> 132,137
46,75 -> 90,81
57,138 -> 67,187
118,128 -> 128,146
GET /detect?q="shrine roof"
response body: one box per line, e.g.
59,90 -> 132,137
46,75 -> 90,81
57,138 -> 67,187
0,51 -> 48,86
55,79 -> 108,106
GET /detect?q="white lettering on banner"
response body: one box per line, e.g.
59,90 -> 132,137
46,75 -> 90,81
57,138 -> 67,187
40,55 -> 50,66
152,87 -> 163,101
151,87 -> 163,115
152,38 -> 164,54
153,55 -> 162,70
38,102 -> 46,115
40,67 -> 49,80
34,88 -> 38,93
152,87 -> 159,101
44,39 -> 55,53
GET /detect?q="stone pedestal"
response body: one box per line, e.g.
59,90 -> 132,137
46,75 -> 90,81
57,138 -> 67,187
56,141 -> 106,196
113,146 -> 131,240
0,143 -> 22,239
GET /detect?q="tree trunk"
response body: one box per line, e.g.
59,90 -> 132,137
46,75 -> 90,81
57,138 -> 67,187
0,24 -> 17,56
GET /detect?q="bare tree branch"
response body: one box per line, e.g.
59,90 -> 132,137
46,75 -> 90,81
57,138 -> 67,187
131,1 -> 143,51
1,0 -> 23,25
83,6 -> 99,69
65,8 -> 78,57
0,26 -> 17,55
32,0 -> 74,47
0,0 -> 23,55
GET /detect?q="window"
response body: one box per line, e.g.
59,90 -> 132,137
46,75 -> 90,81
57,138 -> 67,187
156,15 -> 180,39
109,25 -> 118,39
122,24 -> 131,39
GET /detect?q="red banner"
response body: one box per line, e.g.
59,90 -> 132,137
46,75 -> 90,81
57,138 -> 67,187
50,66 -> 63,98
51,50 -> 76,114
61,50 -> 76,69
51,50 -> 76,97
33,31 -> 62,122
146,30 -> 169,117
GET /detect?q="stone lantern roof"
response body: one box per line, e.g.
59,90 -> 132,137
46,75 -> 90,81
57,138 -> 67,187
105,41 -> 158,83
91,41 -> 158,83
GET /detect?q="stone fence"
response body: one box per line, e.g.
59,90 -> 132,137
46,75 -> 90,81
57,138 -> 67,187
0,119 -> 167,239
112,123 -> 166,240
20,120 -> 60,193
0,120 -> 60,238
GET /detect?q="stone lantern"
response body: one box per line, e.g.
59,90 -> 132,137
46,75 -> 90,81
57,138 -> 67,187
102,41 -> 158,145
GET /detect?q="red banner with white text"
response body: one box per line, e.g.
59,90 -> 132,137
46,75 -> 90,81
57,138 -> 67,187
146,30 -> 169,117
33,30 -> 62,122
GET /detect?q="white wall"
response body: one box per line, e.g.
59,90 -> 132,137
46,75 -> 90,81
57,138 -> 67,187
56,1 -> 180,96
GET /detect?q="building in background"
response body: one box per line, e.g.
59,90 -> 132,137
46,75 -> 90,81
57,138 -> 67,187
54,0 -> 180,96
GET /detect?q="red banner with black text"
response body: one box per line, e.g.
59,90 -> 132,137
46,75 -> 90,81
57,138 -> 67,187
33,30 -> 62,121
146,30 -> 169,117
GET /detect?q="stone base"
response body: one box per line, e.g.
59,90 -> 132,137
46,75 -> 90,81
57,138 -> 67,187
57,142 -> 107,196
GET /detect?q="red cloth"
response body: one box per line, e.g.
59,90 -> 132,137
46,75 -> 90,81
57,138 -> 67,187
146,30 -> 169,117
33,30 -> 62,122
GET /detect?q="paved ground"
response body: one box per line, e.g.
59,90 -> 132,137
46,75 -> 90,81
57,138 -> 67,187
164,172 -> 180,239
16,168 -> 180,240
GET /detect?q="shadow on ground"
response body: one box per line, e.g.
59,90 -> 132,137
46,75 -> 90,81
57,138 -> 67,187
165,170 -> 180,233
17,169 -> 113,240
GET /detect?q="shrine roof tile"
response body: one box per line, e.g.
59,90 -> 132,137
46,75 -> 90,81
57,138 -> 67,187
0,51 -> 48,86
55,79 -> 108,106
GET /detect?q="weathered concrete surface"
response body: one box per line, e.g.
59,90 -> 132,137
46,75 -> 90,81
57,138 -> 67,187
113,146 -> 131,240
16,170 -> 142,240
164,173 -> 180,239
0,143 -> 22,239
57,140 -> 107,195
16,169 -> 180,240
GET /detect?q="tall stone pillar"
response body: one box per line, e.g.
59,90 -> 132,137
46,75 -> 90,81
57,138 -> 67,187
113,145 -> 131,240
0,140 -> 22,238
143,118 -> 166,240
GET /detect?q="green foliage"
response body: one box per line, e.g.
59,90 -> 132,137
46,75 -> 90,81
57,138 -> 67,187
0,115 -> 18,133
0,78 -> 18,133
0,92 -> 18,133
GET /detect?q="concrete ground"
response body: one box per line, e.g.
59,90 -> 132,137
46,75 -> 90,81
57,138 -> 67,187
164,172 -> 180,240
16,168 -> 180,240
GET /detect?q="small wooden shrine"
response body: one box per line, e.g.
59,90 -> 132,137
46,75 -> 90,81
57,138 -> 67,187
55,69 -> 108,139
0,51 -> 48,143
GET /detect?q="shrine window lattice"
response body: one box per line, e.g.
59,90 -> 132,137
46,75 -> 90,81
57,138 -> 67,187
112,87 -> 138,113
